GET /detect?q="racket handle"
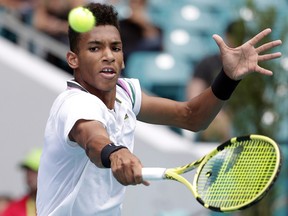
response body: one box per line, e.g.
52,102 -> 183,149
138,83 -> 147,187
142,167 -> 166,180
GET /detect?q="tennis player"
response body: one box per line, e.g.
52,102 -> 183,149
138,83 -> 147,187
36,3 -> 282,216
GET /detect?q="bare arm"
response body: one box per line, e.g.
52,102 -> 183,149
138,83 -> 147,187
33,4 -> 68,35
139,28 -> 282,131
138,87 -> 224,132
33,0 -> 85,35
69,120 -> 111,167
69,119 -> 148,186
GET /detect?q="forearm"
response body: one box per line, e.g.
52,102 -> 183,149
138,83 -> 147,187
69,120 -> 112,168
183,69 -> 241,131
139,69 -> 239,131
138,91 -> 221,131
84,137 -> 110,167
183,88 -> 224,131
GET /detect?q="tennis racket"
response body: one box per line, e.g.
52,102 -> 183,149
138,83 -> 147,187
142,134 -> 282,212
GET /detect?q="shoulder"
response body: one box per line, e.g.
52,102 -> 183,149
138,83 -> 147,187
56,87 -> 104,109
117,78 -> 142,114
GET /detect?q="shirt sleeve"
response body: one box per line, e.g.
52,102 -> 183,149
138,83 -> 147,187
57,91 -> 108,146
118,78 -> 142,115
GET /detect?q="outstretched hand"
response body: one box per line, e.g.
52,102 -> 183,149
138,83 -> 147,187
110,148 -> 150,186
213,28 -> 282,80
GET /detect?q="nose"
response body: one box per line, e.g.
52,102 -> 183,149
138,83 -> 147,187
103,47 -> 115,63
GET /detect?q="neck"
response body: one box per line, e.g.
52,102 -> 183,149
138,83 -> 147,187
70,80 -> 116,110
96,91 -> 116,110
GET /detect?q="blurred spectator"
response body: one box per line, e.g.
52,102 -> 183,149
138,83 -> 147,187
32,0 -> 85,74
119,0 -> 163,76
0,0 -> 37,43
186,19 -> 246,142
85,0 -> 121,3
1,148 -> 42,216
0,0 -> 36,22
0,195 -> 12,215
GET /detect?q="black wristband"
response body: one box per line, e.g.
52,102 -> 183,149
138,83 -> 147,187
101,143 -> 127,168
211,68 -> 241,100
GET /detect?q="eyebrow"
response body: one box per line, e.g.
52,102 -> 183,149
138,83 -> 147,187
87,40 -> 122,46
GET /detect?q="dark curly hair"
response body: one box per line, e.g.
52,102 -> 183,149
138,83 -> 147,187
68,3 -> 119,53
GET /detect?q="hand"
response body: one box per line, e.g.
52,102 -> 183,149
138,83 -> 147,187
213,28 -> 282,80
110,148 -> 150,186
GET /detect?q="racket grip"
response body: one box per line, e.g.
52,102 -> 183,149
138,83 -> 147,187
142,167 -> 166,180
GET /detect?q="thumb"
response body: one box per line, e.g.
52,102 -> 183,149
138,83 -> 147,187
142,180 -> 150,186
212,34 -> 226,52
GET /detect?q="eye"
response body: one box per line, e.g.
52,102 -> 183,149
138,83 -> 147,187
112,46 -> 122,52
89,46 -> 99,52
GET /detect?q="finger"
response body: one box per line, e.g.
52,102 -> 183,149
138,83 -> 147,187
248,28 -> 272,46
134,167 -> 144,185
255,65 -> 273,76
124,166 -> 141,186
114,167 -> 130,186
256,40 -> 282,53
258,52 -> 282,61
142,180 -> 150,186
212,34 -> 226,50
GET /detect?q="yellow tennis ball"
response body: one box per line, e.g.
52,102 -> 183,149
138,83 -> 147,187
68,7 -> 96,33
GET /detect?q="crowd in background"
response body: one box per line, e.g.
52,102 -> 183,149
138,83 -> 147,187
0,0 -> 163,75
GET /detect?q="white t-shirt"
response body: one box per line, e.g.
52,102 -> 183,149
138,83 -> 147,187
36,78 -> 142,216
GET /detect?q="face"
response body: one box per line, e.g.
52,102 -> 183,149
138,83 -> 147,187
67,25 -> 124,97
25,169 -> 38,193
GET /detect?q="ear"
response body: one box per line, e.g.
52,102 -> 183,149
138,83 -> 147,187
67,51 -> 78,69
122,61 -> 125,69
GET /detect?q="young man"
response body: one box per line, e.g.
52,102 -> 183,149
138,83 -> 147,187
36,3 -> 282,216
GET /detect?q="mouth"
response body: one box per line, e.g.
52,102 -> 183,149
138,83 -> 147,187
100,67 -> 117,79
101,67 -> 115,74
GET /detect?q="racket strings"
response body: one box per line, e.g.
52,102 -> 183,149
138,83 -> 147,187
196,140 -> 278,208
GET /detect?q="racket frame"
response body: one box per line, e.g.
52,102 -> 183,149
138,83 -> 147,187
193,134 -> 282,211
142,134 -> 282,212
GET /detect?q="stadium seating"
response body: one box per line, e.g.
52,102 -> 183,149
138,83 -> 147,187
163,28 -> 218,64
125,51 -> 192,100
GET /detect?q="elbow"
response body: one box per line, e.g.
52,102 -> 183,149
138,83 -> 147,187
185,123 -> 208,133
191,123 -> 209,132
182,103 -> 212,132
198,123 -> 210,131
